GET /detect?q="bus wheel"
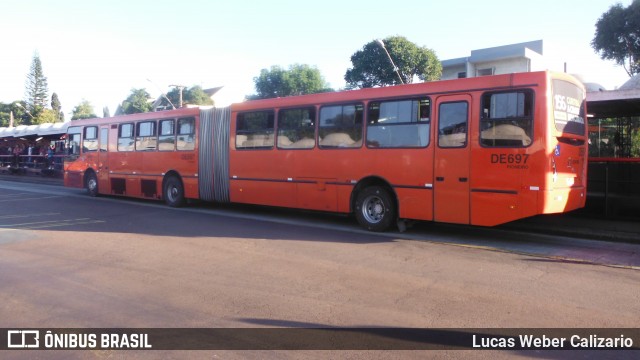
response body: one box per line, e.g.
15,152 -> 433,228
355,186 -> 396,232
164,176 -> 185,207
85,172 -> 98,197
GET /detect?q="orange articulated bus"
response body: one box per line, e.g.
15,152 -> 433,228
64,71 -> 587,231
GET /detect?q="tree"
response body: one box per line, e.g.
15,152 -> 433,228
592,0 -> 640,77
632,127 -> 640,157
345,36 -> 442,89
158,85 -> 214,109
34,109 -> 60,124
24,52 -> 49,115
103,106 -> 111,118
250,64 -> 332,100
121,88 -> 153,114
71,100 -> 97,120
0,102 -> 17,127
51,93 -> 63,122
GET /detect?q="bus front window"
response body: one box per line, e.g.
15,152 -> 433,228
66,126 -> 82,160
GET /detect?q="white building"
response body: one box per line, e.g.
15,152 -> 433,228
440,40 -> 545,80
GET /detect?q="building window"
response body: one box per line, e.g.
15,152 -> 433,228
457,72 -> 467,79
367,99 -> 430,148
477,68 -> 494,77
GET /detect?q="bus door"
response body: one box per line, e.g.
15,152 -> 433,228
97,126 -> 110,194
434,95 -> 471,224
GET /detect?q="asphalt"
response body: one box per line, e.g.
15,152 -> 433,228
0,172 -> 637,243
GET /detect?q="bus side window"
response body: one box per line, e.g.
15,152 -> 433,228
480,91 -> 533,147
177,117 -> 195,151
438,102 -> 468,148
83,126 -> 99,152
277,107 -> 316,149
318,104 -> 363,148
100,128 -> 108,152
158,119 -> 176,151
118,123 -> 134,151
366,99 -> 430,148
136,121 -> 157,151
236,111 -> 275,149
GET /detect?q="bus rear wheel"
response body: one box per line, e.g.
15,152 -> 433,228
355,186 -> 396,232
85,171 -> 98,197
164,176 -> 185,207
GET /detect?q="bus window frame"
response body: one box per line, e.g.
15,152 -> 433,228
176,117 -> 196,151
437,101 -> 469,149
136,120 -> 158,152
366,97 -> 431,149
235,110 -> 275,150
83,126 -> 99,153
118,122 -> 135,152
158,118 -> 176,151
99,127 -> 108,152
318,102 -> 364,149
479,89 -> 535,149
276,106 -> 317,150
66,126 -> 82,159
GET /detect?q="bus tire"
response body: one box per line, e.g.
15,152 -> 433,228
85,171 -> 98,197
355,186 -> 396,232
164,176 -> 185,207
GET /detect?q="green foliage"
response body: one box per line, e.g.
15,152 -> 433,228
345,36 -> 442,89
51,93 -> 63,122
251,64 -> 332,100
592,0 -> 640,76
7,102 -> 32,126
71,100 -> 97,120
121,88 -> 153,114
24,52 -> 49,113
160,85 -> 214,109
34,109 -> 59,124
632,128 -> 640,157
0,102 -> 19,127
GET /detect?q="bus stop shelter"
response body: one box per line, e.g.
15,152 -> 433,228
586,81 -> 640,217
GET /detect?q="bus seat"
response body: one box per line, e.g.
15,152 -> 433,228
481,124 -> 531,146
277,135 -> 293,147
320,132 -> 355,147
236,135 -> 248,147
438,133 -> 466,147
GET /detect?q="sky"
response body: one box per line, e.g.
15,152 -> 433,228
1,0 -> 632,120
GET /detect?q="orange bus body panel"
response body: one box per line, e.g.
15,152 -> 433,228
64,107 -> 201,202
63,71 -> 587,229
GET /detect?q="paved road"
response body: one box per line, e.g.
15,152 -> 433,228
0,181 -> 638,359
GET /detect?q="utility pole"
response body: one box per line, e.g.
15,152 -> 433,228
376,39 -> 404,85
146,79 -> 176,110
170,85 -> 187,108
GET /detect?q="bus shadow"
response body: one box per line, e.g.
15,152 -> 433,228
1,186 -> 639,268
